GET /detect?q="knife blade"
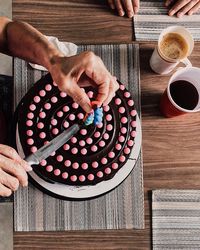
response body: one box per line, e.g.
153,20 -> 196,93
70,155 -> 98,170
24,123 -> 81,165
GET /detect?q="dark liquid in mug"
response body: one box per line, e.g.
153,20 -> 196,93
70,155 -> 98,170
170,80 -> 199,110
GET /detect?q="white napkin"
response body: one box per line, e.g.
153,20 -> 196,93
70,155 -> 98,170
29,36 -> 78,71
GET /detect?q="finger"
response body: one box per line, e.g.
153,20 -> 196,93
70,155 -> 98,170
0,144 -> 32,172
0,155 -> 28,187
177,0 -> 199,17
132,0 -> 140,13
188,1 -> 200,15
0,183 -> 12,197
0,169 -> 19,191
95,78 -> 110,106
114,0 -> 125,16
108,0 -> 115,9
165,0 -> 175,7
168,0 -> 191,16
103,78 -> 119,105
123,0 -> 134,17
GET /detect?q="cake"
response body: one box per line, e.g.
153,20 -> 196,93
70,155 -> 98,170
16,74 -> 137,186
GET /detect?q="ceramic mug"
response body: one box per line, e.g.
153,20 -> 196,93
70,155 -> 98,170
160,67 -> 200,118
150,26 -> 194,75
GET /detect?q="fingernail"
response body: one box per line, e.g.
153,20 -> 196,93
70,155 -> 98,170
188,11 -> 193,15
119,10 -> 125,16
23,181 -> 28,187
169,10 -> 174,16
177,12 -> 183,18
128,11 -> 134,18
26,164 -> 33,172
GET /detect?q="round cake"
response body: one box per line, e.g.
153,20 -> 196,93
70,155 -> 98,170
16,74 -> 137,186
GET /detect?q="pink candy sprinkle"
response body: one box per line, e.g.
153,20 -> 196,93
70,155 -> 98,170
120,84 -> 125,90
128,100 -> 134,106
124,147 -> 131,155
77,113 -> 84,119
79,140 -> 86,147
81,148 -> 87,155
51,96 -> 58,103
39,112 -> 46,119
97,171 -> 103,178
80,129 -> 87,136
45,84 -> 52,91
69,114 -> 75,121
39,90 -> 46,97
72,162 -> 79,169
29,104 -> 36,111
105,167 -> 111,174
81,163 -> 88,170
44,103 -> 51,110
131,130 -> 136,137
108,152 -> 115,158
71,147 -> 78,154
119,155 -> 126,163
60,92 -> 67,98
57,111 -> 63,117
63,106 -> 69,112
92,161 -> 98,168
37,122 -> 44,129
97,122 -> 103,128
131,110 -> 137,117
54,169 -> 61,176
72,102 -> 79,109
121,127 -> 127,134
40,159 -> 47,166
86,138 -> 93,144
63,144 -> 70,151
46,165 -> 53,172
88,174 -> 94,181
131,121 -> 137,128
79,175 -> 86,182
44,141 -> 49,145
103,133 -> 109,140
30,146 -> 37,153
26,130 -> 33,136
119,136 -> 125,143
70,175 -> 77,182
101,157 -> 108,165
106,124 -> 113,131
39,132 -> 46,139
26,120 -> 33,127
71,137 -> 77,143
52,128 -> 59,135
34,96 -> 40,103
124,91 -> 131,98
91,145 -> 98,152
103,105 -> 110,112
115,98 -> 121,105
51,119 -> 57,126
62,172 -> 68,179
94,131 -> 100,138
63,121 -> 69,128
119,107 -> 125,114
27,112 -> 34,119
121,117 -> 128,124
112,163 -> 119,169
99,140 -> 105,147
57,155 -> 63,162
51,151 -> 56,156
115,143 -> 122,151
87,91 -> 93,98
127,140 -> 134,147
64,160 -> 71,167
106,114 -> 112,121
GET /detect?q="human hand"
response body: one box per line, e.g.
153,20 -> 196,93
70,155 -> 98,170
0,145 -> 32,197
165,0 -> 200,17
108,0 -> 139,18
49,51 -> 119,113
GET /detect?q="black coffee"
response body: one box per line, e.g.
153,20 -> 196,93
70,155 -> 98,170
170,80 -> 199,110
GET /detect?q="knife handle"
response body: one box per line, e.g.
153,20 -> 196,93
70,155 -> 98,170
24,154 -> 40,166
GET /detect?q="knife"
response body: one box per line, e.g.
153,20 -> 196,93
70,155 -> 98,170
24,123 -> 81,165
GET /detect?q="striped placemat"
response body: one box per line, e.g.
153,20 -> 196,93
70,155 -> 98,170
134,0 -> 200,41
152,189 -> 200,249
13,44 -> 144,231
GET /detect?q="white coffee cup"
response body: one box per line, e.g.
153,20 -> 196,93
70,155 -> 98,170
150,26 -> 194,75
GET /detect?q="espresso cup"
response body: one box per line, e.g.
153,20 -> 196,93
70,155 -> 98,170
150,26 -> 194,75
160,67 -> 200,118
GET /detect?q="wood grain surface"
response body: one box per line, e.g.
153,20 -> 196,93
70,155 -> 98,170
12,1 -> 200,249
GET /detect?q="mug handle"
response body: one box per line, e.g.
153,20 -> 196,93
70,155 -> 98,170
176,58 -> 192,71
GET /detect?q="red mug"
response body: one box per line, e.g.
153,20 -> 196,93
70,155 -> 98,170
160,67 -> 200,118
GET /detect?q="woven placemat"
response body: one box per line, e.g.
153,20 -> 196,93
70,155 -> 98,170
134,0 -> 200,41
14,44 -> 144,231
152,189 -> 200,249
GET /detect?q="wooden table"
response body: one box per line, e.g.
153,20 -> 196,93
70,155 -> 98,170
13,1 -> 200,249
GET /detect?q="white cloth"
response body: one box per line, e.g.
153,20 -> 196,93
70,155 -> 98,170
29,36 -> 78,71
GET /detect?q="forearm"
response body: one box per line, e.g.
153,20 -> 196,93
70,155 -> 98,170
0,17 -> 63,70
